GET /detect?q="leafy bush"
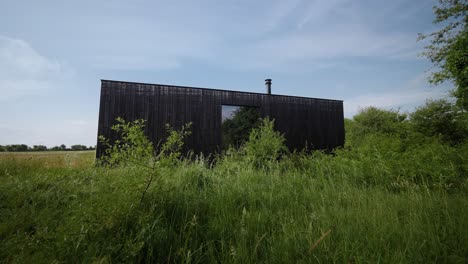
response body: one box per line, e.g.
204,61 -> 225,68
159,122 -> 192,166
353,107 -> 407,134
410,99 -> 468,144
98,118 -> 192,203
242,118 -> 288,170
346,107 -> 408,147
221,106 -> 260,149
99,118 -> 155,166
70,144 -> 88,151
5,144 -> 29,152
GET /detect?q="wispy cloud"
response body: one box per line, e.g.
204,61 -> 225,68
0,36 -> 61,77
0,35 -> 96,147
296,0 -> 351,29
212,0 -> 424,71
0,118 -> 98,147
81,16 -> 218,71
253,29 -> 416,62
1,0 -> 427,72
0,0 -> 439,146
0,35 -> 72,101
344,73 -> 449,117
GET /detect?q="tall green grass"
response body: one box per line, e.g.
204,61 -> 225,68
0,120 -> 467,263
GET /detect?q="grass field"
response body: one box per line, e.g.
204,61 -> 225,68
0,151 -> 95,169
0,144 -> 466,263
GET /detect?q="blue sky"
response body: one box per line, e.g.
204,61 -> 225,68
0,0 -> 452,147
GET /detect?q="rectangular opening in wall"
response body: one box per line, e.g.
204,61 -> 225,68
221,105 -> 260,150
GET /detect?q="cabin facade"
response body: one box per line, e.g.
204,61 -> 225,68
96,79 -> 344,158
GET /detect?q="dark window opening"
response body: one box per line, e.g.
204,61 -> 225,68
221,105 -> 260,149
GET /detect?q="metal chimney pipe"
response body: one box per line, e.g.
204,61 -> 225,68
265,79 -> 272,95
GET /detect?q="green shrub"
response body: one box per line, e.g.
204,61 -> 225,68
242,118 -> 288,170
346,107 -> 409,147
410,99 -> 468,144
221,106 -> 261,149
159,122 -> 192,166
99,118 -> 155,166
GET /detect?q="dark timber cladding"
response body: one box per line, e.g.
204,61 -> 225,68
96,80 -> 345,158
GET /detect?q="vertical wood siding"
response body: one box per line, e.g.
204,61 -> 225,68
96,80 -> 345,158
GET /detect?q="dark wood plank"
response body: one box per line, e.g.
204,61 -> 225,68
96,80 -> 345,158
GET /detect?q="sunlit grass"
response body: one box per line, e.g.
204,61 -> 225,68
1,117 -> 466,263
0,148 -> 466,263
0,150 -> 95,169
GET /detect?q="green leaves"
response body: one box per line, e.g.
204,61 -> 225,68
99,118 -> 155,167
99,118 -> 193,168
222,107 -> 261,149
159,122 -> 192,166
243,118 -> 288,170
410,99 -> 468,144
98,118 -> 193,206
419,0 -> 468,109
346,107 -> 409,147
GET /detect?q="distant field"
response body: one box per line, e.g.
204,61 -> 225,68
0,150 -> 95,168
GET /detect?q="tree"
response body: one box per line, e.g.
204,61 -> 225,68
418,0 -> 468,110
352,107 -> 407,135
71,145 -> 87,151
410,99 -> 467,144
221,106 -> 261,149
32,145 -> 48,151
243,118 -> 287,169
346,107 -> 408,147
5,144 -> 29,152
60,144 -> 66,151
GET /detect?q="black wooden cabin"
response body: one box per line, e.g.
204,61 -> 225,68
96,79 -> 344,158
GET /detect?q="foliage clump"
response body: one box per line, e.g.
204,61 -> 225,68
242,118 -> 288,169
99,117 -> 192,167
99,118 -> 155,166
346,107 -> 408,146
98,117 -> 192,204
418,0 -> 468,109
221,106 -> 261,149
410,99 -> 468,144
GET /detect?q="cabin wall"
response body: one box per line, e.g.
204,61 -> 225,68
96,80 -> 344,158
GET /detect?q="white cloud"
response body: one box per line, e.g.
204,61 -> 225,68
261,0 -> 303,32
0,0 -> 439,147
221,29 -> 419,72
0,36 -> 61,78
297,0 -> 350,29
0,35 -> 72,101
91,55 -> 181,71
213,0 -> 423,71
0,35 -> 94,147
0,117 -> 98,147
265,31 -> 414,58
344,73 -> 449,117
0,1 -> 426,72
344,89 -> 445,117
64,3 -> 221,71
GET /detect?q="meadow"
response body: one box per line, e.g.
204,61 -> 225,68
0,151 -> 95,169
0,105 -> 467,263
